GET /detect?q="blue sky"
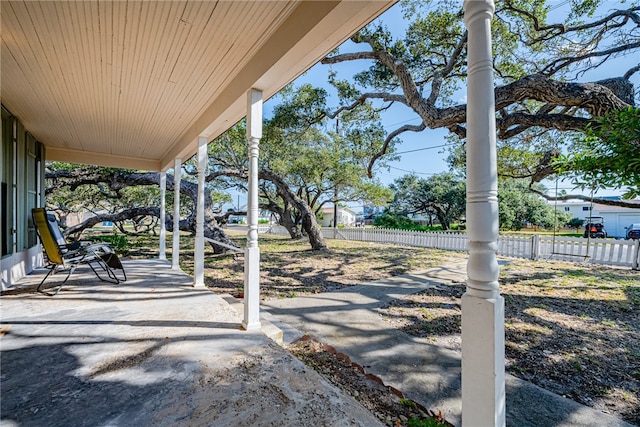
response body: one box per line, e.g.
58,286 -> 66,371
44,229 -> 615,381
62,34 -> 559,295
234,1 -> 637,211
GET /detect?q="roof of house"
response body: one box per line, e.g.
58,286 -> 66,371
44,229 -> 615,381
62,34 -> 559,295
320,206 -> 356,215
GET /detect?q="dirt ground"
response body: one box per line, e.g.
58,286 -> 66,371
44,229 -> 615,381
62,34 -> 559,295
131,233 -> 639,425
287,338 -> 451,427
198,234 -> 468,299
379,259 -> 639,425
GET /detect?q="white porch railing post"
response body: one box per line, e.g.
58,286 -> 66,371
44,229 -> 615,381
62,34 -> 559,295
172,158 -> 182,270
159,171 -> 167,260
243,88 -> 262,331
462,1 -> 505,426
194,136 -> 207,287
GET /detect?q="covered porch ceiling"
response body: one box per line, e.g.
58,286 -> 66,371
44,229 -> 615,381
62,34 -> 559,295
1,0 -> 394,171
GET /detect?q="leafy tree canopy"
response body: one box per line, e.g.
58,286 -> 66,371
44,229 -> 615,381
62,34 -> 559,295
388,172 -> 466,230
498,178 -> 572,230
321,0 -> 639,206
555,107 -> 640,199
207,83 -> 395,248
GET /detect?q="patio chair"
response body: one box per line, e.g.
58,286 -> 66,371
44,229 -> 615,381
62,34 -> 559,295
31,208 -> 127,296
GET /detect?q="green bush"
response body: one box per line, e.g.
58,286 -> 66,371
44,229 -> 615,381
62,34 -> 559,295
407,417 -> 448,427
91,233 -> 129,254
566,217 -> 585,232
373,213 -> 456,232
374,212 -> 421,230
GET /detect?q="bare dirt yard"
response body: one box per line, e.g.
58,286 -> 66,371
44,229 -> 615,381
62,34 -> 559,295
380,259 -> 640,425
131,231 -> 639,425
194,232 -> 469,299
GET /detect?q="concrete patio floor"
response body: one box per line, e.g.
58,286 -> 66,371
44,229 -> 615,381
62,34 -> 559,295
0,259 -> 381,427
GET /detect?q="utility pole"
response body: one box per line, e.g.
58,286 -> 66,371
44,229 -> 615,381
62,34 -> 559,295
334,118 -> 339,233
333,186 -> 338,231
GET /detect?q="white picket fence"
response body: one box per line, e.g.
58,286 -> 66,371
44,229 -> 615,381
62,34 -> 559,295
259,225 -> 640,270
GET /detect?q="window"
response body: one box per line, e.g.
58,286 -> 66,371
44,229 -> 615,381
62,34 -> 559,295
25,132 -> 41,248
1,107 -> 44,256
2,108 -> 14,257
582,206 -> 592,211
564,207 -> 570,212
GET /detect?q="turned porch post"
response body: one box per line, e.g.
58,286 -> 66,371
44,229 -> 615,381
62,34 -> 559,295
194,136 -> 207,287
159,171 -> 167,260
172,158 -> 182,270
462,1 -> 505,426
243,88 -> 262,330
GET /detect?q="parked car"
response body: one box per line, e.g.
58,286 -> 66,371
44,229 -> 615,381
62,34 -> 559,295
625,223 -> 640,240
584,216 -> 607,238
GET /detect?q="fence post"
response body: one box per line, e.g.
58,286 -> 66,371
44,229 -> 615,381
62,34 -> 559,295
531,235 -> 540,261
633,239 -> 640,271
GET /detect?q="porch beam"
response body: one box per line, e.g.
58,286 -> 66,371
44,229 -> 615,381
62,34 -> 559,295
462,1 -> 505,426
172,158 -> 182,270
243,88 -> 262,331
194,136 -> 207,287
159,171 -> 167,260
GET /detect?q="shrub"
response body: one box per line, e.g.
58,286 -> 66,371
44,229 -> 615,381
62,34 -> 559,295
91,233 -> 129,254
374,212 -> 420,230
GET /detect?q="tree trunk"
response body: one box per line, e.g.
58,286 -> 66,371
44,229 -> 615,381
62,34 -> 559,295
208,167 -> 324,249
279,214 -> 303,239
261,169 -> 327,250
278,204 -> 303,239
301,211 -> 326,250
433,208 -> 450,231
260,199 -> 303,239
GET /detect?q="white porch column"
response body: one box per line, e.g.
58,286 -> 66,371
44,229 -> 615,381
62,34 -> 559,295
194,136 -> 207,287
159,171 -> 167,260
243,88 -> 262,331
172,158 -> 182,270
462,1 -> 505,426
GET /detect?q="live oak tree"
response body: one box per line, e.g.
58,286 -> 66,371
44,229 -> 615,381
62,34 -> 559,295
389,173 -> 572,230
207,84 -> 394,251
45,163 -> 236,253
498,178 -> 572,230
47,166 -> 164,235
388,172 -> 466,230
321,0 -> 639,207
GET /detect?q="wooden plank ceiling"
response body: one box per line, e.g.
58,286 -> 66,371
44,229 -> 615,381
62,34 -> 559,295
1,1 -> 394,170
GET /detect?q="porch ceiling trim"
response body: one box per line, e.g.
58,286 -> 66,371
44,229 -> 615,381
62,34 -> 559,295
46,146 -> 161,171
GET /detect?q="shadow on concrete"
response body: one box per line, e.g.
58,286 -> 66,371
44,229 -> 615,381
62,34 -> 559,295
263,266 -> 635,427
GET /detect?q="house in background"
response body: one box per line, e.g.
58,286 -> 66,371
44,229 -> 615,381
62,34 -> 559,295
318,206 -> 356,227
553,199 -> 640,238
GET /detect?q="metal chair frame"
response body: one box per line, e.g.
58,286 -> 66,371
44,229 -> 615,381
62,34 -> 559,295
32,208 -> 127,296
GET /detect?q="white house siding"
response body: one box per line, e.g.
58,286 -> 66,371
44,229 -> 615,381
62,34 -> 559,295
319,207 -> 357,227
601,212 -> 640,238
553,200 -> 640,238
